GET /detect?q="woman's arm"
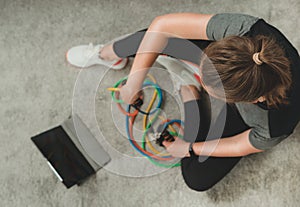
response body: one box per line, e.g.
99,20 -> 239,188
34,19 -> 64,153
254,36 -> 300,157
192,129 -> 263,157
120,13 -> 213,104
162,129 -> 263,158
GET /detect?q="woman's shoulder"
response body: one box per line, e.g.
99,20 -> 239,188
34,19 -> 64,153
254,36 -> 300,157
206,13 -> 260,41
247,19 -> 299,56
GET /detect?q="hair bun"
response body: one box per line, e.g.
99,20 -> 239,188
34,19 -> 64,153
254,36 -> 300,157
253,52 -> 263,65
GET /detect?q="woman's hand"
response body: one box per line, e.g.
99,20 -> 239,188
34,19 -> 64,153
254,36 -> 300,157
162,137 -> 191,158
119,83 -> 142,104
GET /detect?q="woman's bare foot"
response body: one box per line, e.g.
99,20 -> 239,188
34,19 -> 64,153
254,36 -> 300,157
99,43 -> 120,61
180,85 -> 200,103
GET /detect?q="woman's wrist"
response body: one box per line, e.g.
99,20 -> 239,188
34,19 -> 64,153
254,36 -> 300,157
127,70 -> 146,89
191,142 -> 202,156
126,78 -> 143,90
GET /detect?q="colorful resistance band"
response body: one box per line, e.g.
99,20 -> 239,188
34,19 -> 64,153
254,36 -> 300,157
108,75 -> 184,168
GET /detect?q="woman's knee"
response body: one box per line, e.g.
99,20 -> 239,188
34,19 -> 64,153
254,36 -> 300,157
182,173 -> 215,192
181,158 -> 216,192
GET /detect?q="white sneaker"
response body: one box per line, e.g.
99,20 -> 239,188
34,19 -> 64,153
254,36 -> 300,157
66,43 -> 128,70
156,55 -> 201,92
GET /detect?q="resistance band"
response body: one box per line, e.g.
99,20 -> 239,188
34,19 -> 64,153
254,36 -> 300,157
108,75 -> 184,168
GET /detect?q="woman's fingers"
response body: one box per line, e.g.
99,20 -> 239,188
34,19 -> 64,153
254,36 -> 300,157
162,137 -> 190,158
162,136 -> 178,148
119,84 -> 141,104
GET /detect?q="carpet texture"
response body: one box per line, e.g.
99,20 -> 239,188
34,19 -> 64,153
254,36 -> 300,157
0,0 -> 299,206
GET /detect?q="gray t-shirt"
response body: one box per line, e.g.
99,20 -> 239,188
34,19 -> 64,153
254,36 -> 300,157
205,13 -> 291,150
206,13 -> 259,41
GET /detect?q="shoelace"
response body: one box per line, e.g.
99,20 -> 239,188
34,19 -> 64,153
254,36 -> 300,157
84,43 -> 100,58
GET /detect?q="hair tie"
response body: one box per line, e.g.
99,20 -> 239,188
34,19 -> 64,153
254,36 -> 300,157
253,52 -> 263,65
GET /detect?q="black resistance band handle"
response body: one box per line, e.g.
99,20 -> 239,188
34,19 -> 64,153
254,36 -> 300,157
155,128 -> 175,147
121,79 -> 143,107
121,79 -> 152,115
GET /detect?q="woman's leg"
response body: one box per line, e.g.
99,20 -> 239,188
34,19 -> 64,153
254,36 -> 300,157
180,88 -> 250,192
100,28 -> 212,65
103,29 -> 244,191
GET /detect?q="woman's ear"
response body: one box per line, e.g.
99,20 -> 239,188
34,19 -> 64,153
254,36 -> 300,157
252,96 -> 266,103
257,96 -> 266,102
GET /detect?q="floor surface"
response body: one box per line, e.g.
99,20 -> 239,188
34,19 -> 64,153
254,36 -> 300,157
0,0 -> 299,206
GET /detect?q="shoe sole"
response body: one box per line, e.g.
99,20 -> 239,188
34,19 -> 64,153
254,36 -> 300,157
65,50 -> 129,70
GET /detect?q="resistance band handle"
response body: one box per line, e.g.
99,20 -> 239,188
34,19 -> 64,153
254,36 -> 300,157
131,97 -> 143,108
120,79 -> 144,108
155,129 -> 175,147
